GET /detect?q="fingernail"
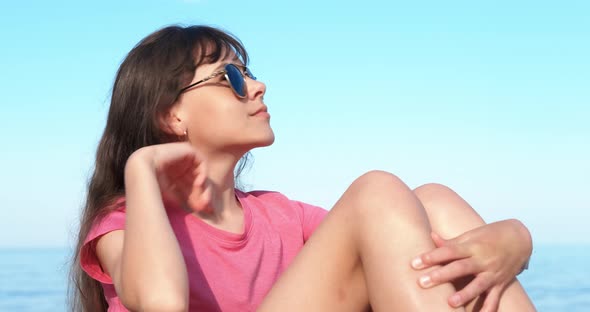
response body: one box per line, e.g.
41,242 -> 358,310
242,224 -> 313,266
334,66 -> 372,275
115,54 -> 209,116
419,275 -> 432,288
411,257 -> 424,269
449,294 -> 461,306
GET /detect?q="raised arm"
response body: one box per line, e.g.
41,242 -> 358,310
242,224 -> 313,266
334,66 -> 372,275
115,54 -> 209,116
95,143 -> 210,312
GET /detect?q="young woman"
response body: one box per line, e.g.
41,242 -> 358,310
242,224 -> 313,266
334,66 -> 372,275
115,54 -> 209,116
69,25 -> 535,312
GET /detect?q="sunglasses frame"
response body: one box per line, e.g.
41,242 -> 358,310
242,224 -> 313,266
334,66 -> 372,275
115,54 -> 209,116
178,63 -> 255,98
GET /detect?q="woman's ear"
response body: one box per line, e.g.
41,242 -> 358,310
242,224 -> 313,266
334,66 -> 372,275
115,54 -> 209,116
158,105 -> 185,137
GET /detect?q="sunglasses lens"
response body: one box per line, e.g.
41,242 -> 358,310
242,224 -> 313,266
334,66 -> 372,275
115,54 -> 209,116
245,67 -> 256,80
225,64 -> 246,97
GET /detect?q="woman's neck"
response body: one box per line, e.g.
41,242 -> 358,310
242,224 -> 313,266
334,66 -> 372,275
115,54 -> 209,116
196,151 -> 243,221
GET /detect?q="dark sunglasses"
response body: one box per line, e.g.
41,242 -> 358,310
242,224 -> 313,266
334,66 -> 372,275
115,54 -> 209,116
178,63 -> 256,98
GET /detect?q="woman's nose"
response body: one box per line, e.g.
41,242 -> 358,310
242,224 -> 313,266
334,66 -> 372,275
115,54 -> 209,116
247,78 -> 266,101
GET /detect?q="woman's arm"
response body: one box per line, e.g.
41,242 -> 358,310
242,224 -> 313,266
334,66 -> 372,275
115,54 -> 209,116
96,143 -> 210,311
120,150 -> 189,311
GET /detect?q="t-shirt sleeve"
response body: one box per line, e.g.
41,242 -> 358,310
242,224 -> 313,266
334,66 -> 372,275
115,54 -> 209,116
79,207 -> 126,284
293,200 -> 328,242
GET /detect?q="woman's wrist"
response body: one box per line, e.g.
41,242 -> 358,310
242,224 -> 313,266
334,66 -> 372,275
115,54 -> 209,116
126,146 -> 157,171
124,148 -> 162,199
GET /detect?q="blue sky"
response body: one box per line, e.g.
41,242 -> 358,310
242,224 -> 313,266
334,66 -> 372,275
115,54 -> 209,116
0,0 -> 588,247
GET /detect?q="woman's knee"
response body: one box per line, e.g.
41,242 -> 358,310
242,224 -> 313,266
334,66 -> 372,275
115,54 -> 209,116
413,183 -> 484,227
354,170 -> 407,189
413,183 -> 464,213
344,170 -> 423,217
413,183 -> 459,206
350,170 -> 411,198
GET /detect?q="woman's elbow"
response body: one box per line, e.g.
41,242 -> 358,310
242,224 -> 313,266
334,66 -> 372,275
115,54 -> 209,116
121,292 -> 188,312
118,278 -> 188,312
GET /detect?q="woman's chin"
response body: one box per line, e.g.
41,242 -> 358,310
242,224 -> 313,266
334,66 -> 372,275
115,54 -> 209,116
235,134 -> 275,153
253,134 -> 275,148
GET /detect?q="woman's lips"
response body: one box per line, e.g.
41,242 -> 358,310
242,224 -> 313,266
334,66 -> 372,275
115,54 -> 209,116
253,111 -> 271,119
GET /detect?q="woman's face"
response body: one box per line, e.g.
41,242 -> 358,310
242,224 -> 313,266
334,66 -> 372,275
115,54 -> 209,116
170,57 -> 275,156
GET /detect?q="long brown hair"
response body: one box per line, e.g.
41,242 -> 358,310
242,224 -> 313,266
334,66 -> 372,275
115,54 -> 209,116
68,25 -> 250,311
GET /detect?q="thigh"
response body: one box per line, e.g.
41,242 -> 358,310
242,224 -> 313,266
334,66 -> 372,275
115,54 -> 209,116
257,189 -> 370,312
258,172 -> 461,312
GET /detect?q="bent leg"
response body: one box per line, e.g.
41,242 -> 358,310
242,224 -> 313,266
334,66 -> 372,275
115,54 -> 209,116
258,171 -> 464,312
413,183 -> 535,311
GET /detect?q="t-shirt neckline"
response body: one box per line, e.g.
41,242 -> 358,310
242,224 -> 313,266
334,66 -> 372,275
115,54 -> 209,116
184,189 -> 253,246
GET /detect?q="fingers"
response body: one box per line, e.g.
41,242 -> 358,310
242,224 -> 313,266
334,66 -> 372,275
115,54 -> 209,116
431,231 -> 447,247
153,142 -> 212,212
187,160 -> 212,212
193,159 -> 208,187
417,258 -> 479,288
188,182 -> 212,213
411,244 -> 468,270
480,286 -> 502,312
158,153 -> 194,181
166,170 -> 198,210
448,274 -> 494,308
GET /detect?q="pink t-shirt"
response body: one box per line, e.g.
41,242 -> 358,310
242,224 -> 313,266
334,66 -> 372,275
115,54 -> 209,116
80,190 -> 328,311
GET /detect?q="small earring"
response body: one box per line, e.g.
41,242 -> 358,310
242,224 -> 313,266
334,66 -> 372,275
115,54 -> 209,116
177,129 -> 188,142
